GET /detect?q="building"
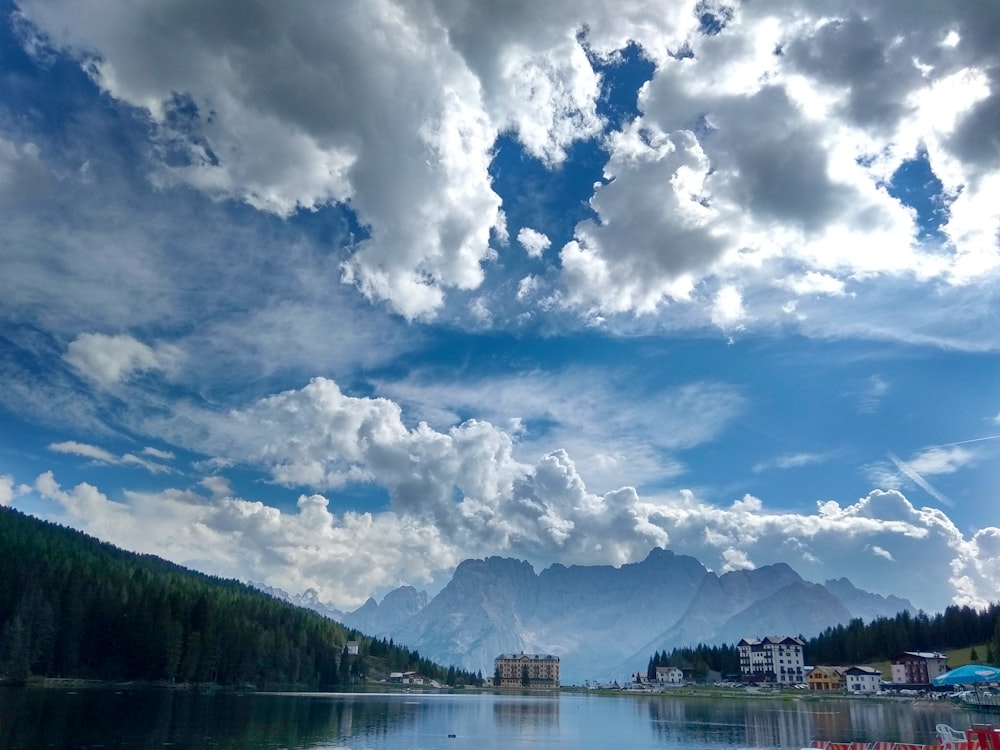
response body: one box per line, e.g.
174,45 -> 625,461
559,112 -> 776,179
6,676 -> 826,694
346,640 -> 360,656
889,652 -> 948,684
737,636 -> 805,685
655,666 -> 684,685
388,671 -> 424,685
845,665 -> 883,694
494,653 -> 560,688
807,665 -> 846,691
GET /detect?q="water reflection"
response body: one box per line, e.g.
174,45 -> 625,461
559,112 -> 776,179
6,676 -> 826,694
493,695 -> 559,730
642,694 -> 996,748
2,687 -> 998,750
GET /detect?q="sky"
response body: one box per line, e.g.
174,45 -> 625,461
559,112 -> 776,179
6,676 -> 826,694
1,0 -> 999,616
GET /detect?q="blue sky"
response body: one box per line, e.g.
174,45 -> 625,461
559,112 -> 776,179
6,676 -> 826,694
1,0 -> 999,613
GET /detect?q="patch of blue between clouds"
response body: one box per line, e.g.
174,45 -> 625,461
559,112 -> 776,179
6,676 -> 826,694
885,149 -> 955,241
488,41 -> 655,262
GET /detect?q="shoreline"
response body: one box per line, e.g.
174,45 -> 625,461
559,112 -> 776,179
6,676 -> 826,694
1,677 -> 963,709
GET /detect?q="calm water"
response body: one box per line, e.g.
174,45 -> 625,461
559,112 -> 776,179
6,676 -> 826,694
0,687 -> 995,750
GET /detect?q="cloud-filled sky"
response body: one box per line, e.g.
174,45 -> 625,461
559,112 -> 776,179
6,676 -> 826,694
2,0 -> 999,614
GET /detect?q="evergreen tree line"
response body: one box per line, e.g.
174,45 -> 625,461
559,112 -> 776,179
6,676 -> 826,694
0,508 -> 482,688
648,604 -> 1000,679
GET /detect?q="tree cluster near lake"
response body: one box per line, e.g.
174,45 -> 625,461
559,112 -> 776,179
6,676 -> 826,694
0,508 -> 482,688
805,605 -> 1000,666
650,604 -> 1000,678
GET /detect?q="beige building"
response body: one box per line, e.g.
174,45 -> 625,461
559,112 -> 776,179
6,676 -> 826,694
807,665 -> 847,691
494,653 -> 560,688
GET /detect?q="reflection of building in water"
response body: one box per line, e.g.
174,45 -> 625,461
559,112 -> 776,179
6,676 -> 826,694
494,653 -> 560,688
644,696 -> 825,748
493,698 -> 559,729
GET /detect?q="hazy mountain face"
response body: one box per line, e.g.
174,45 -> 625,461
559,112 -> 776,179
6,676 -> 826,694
271,550 -> 914,684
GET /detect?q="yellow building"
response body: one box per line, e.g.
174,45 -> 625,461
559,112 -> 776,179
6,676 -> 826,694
808,665 -> 847,691
494,653 -> 560,688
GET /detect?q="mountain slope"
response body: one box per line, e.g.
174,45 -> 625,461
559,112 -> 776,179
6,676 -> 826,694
0,507 -> 471,687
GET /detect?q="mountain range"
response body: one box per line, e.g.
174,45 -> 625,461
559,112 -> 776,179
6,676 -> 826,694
257,548 -> 913,684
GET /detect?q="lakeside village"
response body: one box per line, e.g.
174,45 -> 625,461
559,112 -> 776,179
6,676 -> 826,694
471,638 -> 1000,710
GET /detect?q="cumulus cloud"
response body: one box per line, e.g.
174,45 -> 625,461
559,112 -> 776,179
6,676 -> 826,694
22,458 -> 999,612
554,1 -> 1000,321
517,227 -> 552,258
15,0 -> 1000,328
64,332 -> 182,387
99,377 -> 993,607
372,370 -> 742,492
710,285 -> 747,331
16,0 -> 506,320
0,474 -> 18,507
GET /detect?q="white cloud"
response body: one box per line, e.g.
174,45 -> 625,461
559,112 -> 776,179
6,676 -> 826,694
0,474 -> 17,507
141,446 -> 175,460
867,544 -> 895,562
753,452 -> 830,474
17,0 -> 506,320
372,370 -> 742,492
49,440 -> 116,463
710,285 -> 747,331
517,227 -> 552,258
721,547 -> 755,572
48,439 -> 174,475
908,445 -> 977,475
516,275 -> 544,301
783,272 -> 847,297
64,332 -> 181,387
199,475 -> 232,497
20,454 -> 1000,612
15,0 -> 1000,331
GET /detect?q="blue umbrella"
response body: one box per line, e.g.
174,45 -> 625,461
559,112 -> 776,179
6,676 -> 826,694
932,664 -> 1000,686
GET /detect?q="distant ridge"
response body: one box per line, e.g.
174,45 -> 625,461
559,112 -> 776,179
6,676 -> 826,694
280,548 -> 915,684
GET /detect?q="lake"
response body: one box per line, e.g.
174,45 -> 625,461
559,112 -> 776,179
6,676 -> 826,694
0,687 -> 996,750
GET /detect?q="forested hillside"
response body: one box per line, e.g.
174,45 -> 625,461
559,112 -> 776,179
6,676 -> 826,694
0,507 -> 481,688
649,602 -> 1000,679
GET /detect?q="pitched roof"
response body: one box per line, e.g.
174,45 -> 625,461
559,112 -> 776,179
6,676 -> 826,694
495,653 -> 559,662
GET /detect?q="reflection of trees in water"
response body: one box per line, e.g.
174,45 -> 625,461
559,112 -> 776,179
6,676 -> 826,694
0,689 -> 422,749
493,697 -> 560,730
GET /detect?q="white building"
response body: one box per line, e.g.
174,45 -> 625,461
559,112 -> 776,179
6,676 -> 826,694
845,665 -> 883,694
655,666 -> 684,685
737,636 -> 805,685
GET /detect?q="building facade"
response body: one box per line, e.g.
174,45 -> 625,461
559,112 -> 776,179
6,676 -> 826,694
737,636 -> 805,685
845,665 -> 883,694
889,652 -> 948,684
655,666 -> 684,685
494,653 -> 560,688
807,665 -> 846,691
